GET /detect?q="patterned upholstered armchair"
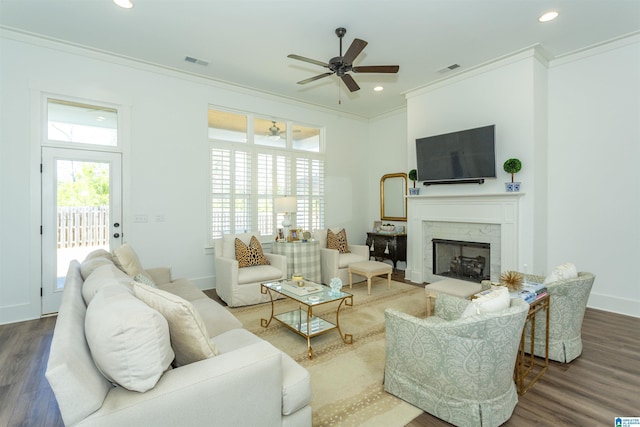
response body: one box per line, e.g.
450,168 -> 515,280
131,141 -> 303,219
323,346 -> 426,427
521,271 -> 595,363
384,293 -> 529,427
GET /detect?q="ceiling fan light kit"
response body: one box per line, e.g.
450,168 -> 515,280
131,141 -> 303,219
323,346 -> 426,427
288,27 -> 399,93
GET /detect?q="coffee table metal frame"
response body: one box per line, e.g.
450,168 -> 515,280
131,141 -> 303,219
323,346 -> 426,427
260,280 -> 353,359
514,293 -> 550,394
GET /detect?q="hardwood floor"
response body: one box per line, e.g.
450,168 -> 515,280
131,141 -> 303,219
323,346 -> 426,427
1,279 -> 638,427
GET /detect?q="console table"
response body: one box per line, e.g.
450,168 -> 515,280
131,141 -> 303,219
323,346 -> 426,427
272,240 -> 320,282
366,232 -> 407,270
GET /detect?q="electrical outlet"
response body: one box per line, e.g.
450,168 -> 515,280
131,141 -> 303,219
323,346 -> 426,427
133,214 -> 148,223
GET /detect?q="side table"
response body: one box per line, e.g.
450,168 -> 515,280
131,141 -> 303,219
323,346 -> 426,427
514,294 -> 550,394
272,240 -> 321,283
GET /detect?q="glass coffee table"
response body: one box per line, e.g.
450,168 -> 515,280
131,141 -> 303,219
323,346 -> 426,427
260,279 -> 353,359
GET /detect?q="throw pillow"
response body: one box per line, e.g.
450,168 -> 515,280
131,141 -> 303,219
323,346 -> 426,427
327,228 -> 350,254
544,262 -> 578,284
132,283 -> 219,366
234,235 -> 270,268
462,286 -> 510,317
111,243 -> 154,282
134,273 -> 157,288
85,286 -> 174,392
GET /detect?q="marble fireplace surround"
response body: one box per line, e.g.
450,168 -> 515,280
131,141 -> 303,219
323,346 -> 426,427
406,193 -> 524,284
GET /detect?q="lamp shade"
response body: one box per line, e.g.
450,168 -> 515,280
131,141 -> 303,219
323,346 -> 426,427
275,196 -> 297,213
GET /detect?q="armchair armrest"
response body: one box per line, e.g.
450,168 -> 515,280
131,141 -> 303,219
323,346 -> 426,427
214,256 -> 239,303
87,341 -> 284,427
319,247 -> 339,285
145,267 -> 172,285
265,252 -> 287,278
348,244 -> 369,259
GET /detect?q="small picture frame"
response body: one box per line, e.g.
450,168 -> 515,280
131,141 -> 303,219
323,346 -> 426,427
289,228 -> 300,242
277,228 -> 285,241
373,220 -> 382,232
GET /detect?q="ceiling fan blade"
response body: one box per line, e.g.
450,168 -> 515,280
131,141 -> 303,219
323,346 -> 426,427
287,54 -> 329,68
297,72 -> 333,85
352,65 -> 400,73
341,74 -> 360,92
342,38 -> 368,65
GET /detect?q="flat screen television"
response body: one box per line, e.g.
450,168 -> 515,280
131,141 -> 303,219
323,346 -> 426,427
416,124 -> 496,184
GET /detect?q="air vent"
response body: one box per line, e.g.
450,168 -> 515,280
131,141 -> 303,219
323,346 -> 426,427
184,56 -> 209,66
438,63 -> 461,73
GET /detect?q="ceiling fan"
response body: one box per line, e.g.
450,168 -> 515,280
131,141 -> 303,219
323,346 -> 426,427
287,27 -> 399,93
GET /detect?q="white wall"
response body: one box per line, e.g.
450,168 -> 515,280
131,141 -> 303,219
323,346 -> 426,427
0,31 -> 370,324
405,38 -> 640,317
405,49 -> 547,278
547,37 -> 640,316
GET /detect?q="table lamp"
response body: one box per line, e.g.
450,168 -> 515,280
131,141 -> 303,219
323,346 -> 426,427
275,196 -> 297,240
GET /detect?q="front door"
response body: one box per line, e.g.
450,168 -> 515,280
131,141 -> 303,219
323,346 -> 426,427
41,147 -> 122,314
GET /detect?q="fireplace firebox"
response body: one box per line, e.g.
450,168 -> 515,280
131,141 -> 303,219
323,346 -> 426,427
432,238 -> 490,283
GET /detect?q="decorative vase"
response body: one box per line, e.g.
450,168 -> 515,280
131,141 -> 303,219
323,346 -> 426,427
409,187 -> 420,196
329,277 -> 343,294
505,182 -> 521,192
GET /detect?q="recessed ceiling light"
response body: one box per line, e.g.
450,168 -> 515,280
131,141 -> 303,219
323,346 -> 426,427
373,86 -> 384,92
113,0 -> 134,9
538,11 -> 559,22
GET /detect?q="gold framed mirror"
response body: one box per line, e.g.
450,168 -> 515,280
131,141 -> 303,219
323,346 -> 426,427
380,173 -> 408,221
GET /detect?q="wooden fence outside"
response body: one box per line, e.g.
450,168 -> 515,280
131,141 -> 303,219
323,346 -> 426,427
57,206 -> 109,248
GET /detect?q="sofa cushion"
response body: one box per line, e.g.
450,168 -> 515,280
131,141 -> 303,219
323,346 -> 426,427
462,286 -> 510,317
85,286 -> 174,392
235,236 -> 270,268
82,263 -> 133,305
80,254 -> 115,280
132,283 -> 220,366
544,262 -> 578,284
156,278 -> 207,302
112,243 -> 153,282
327,228 -> 350,253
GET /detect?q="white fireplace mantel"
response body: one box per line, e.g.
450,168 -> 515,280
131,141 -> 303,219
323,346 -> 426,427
406,192 -> 524,284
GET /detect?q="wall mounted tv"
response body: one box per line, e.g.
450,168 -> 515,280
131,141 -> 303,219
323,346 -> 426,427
416,124 -> 496,185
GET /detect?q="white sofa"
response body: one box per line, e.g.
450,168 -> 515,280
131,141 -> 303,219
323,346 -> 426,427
46,248 -> 311,427
313,228 -> 369,285
214,233 -> 287,307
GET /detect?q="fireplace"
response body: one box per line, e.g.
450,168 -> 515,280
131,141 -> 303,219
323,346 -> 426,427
432,239 -> 490,283
405,193 -> 523,284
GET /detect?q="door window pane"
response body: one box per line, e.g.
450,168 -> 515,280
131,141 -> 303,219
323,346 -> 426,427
47,99 -> 117,146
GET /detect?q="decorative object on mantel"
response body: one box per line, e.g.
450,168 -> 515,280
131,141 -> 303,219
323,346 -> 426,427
499,270 -> 524,291
408,169 -> 420,195
503,158 -> 522,192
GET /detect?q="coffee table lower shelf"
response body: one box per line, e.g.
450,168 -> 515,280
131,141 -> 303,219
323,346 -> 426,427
260,281 -> 353,359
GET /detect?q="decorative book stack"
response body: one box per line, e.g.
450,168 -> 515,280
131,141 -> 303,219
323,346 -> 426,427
510,281 -> 547,303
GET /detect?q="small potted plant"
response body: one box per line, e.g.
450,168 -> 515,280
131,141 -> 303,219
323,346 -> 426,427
408,169 -> 420,195
503,158 -> 522,192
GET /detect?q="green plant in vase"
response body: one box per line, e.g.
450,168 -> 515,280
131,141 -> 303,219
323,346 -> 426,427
503,158 -> 522,192
408,169 -> 419,195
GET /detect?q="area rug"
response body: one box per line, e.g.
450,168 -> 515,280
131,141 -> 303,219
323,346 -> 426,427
227,280 -> 425,427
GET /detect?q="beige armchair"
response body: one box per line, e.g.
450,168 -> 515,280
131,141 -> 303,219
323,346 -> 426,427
313,228 -> 369,285
214,233 -> 287,307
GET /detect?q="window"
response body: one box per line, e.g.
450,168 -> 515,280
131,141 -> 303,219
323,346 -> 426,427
209,108 -> 324,242
47,98 -> 118,146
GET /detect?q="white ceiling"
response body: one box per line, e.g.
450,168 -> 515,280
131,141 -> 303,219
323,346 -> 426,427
1,0 -> 638,118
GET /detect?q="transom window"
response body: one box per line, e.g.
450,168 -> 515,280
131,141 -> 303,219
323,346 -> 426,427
47,98 -> 118,147
208,107 -> 324,242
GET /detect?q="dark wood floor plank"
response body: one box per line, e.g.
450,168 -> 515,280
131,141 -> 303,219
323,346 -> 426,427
0,282 -> 638,427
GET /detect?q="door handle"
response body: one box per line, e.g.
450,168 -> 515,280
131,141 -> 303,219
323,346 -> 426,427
113,233 -> 120,238
114,222 -> 120,228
